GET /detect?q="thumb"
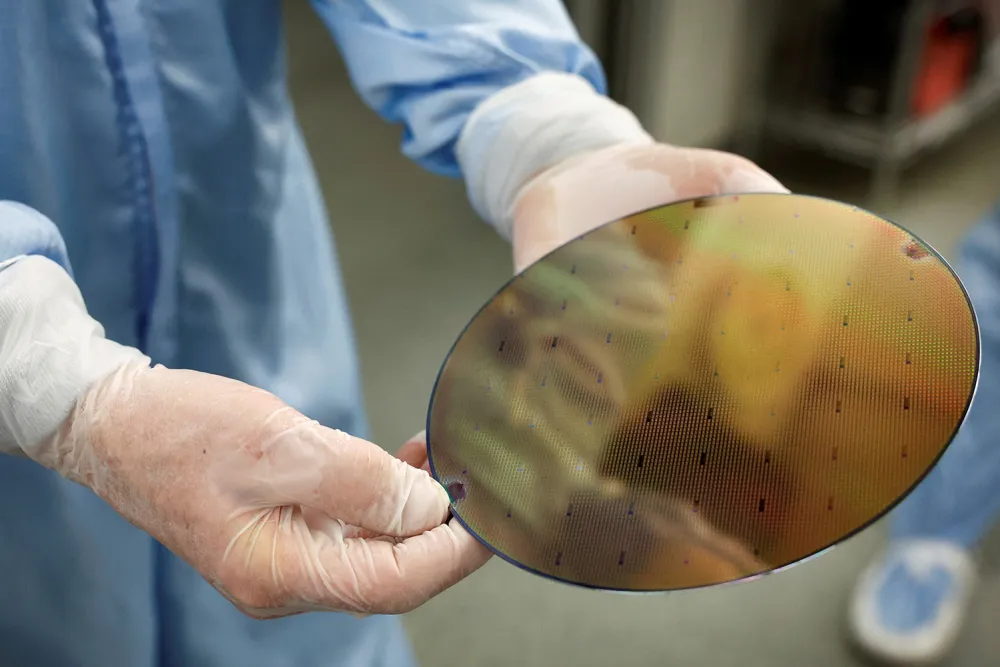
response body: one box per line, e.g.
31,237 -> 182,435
217,409 -> 450,537
321,435 -> 450,536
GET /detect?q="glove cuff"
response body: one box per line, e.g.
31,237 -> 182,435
0,255 -> 148,459
457,72 -> 654,241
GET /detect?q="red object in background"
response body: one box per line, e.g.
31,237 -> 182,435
912,17 -> 978,117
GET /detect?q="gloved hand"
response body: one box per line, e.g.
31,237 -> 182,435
56,366 -> 490,617
509,142 -> 788,272
1,254 -> 490,618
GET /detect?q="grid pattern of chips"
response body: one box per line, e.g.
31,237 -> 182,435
427,193 -> 979,591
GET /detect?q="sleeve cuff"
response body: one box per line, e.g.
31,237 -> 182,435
456,72 -> 653,240
0,255 -> 148,458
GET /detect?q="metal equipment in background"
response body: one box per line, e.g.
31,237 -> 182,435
565,0 -> 1000,211
752,0 -> 1000,209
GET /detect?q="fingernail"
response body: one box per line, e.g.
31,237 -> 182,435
400,467 -> 451,530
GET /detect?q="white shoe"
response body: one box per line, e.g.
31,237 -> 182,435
849,540 -> 976,664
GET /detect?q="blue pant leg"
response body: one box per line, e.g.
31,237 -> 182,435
0,456 -> 158,667
890,200 -> 1000,547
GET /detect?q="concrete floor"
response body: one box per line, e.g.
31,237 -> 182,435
285,6 -> 1000,666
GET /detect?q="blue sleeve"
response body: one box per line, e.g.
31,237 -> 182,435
309,0 -> 606,177
0,201 -> 72,275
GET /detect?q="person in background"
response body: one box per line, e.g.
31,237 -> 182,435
0,2 -> 786,665
850,199 -> 1000,664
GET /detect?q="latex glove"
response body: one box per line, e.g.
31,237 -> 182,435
56,363 -> 490,617
510,142 -> 788,273
3,256 -> 489,618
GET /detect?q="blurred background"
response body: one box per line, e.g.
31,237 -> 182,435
284,0 -> 1000,664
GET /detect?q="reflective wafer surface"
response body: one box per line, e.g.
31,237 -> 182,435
427,193 -> 979,591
